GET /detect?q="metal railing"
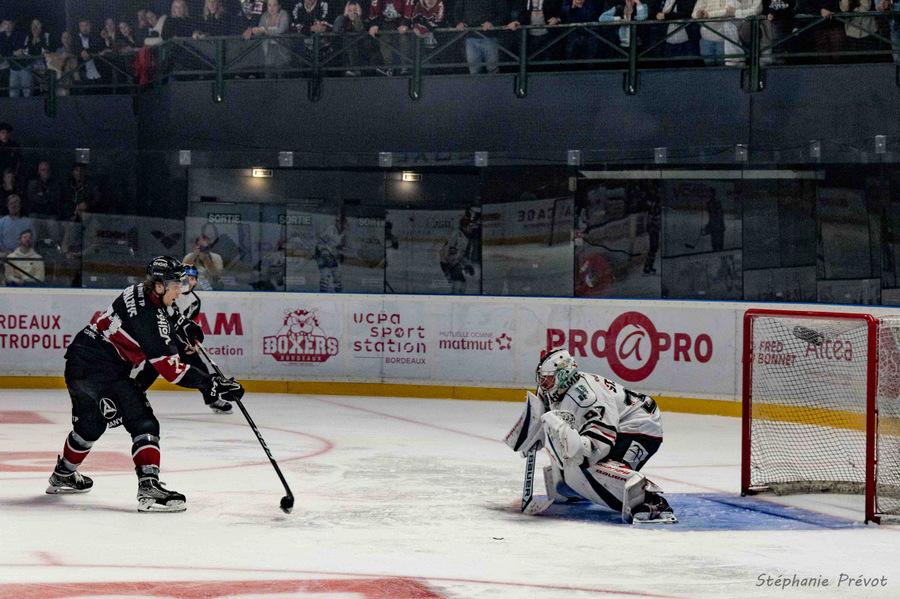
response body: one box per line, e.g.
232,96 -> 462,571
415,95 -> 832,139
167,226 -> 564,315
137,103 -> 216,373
0,12 -> 897,112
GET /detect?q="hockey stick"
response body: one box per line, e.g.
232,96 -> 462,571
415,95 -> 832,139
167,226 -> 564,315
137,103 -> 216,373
519,392 -> 555,515
521,446 -> 537,512
197,345 -> 295,514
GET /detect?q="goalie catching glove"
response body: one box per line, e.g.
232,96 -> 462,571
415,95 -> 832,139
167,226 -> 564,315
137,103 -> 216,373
542,410 -> 591,469
208,375 -> 245,403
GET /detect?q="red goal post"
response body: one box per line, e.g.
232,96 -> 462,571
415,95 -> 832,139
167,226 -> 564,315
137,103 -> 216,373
741,309 -> 900,524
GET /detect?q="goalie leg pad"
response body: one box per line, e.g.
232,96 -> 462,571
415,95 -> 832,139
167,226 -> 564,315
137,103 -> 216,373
544,464 -> 589,504
562,461 -> 668,523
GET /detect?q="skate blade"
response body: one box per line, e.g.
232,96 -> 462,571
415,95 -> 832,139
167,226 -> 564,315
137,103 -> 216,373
632,512 -> 678,525
46,485 -> 91,495
138,499 -> 186,513
209,407 -> 232,414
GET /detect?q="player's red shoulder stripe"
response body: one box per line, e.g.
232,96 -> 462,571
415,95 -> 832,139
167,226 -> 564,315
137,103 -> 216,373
108,330 -> 147,366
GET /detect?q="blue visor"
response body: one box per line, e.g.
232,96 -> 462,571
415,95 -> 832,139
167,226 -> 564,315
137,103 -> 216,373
184,266 -> 199,277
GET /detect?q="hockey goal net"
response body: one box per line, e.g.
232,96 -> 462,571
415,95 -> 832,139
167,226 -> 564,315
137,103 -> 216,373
741,309 -> 900,523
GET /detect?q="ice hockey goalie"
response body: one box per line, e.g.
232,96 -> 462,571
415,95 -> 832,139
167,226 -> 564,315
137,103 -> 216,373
505,348 -> 677,524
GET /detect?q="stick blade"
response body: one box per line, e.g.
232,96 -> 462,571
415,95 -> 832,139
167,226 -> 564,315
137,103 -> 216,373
522,495 -> 555,515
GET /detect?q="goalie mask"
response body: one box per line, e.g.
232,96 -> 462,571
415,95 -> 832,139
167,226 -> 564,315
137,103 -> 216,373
536,348 -> 578,404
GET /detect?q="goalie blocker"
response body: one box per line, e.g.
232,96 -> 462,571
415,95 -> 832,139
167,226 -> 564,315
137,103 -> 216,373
504,348 -> 676,524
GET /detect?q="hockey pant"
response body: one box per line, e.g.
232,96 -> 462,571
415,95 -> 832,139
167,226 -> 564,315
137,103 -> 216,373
546,433 -> 662,512
60,360 -> 161,478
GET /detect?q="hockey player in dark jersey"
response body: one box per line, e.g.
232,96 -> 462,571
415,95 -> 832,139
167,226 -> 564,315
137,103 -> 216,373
46,256 -> 244,512
131,264 -> 233,415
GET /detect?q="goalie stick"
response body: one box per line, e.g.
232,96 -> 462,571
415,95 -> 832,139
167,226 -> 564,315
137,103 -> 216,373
197,345 -> 295,514
518,392 -> 555,516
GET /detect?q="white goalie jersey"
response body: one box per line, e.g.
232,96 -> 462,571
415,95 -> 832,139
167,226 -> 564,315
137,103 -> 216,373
549,372 -> 663,465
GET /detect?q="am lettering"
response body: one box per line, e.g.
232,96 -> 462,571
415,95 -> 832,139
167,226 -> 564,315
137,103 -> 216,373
195,313 -> 244,336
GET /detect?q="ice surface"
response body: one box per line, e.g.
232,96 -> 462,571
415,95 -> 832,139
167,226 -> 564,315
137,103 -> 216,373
0,389 -> 898,599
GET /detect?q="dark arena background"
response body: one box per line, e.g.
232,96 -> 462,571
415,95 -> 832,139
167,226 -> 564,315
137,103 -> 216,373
0,0 -> 899,597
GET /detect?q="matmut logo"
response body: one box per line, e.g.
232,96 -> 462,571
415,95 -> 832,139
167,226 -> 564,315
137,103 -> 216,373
263,308 -> 338,363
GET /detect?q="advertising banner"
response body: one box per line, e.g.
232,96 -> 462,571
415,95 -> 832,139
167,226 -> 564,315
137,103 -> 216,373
2,288 -> 895,402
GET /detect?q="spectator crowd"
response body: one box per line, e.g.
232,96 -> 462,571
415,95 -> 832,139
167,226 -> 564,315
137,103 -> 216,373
0,0 -> 898,89
0,121 -> 110,287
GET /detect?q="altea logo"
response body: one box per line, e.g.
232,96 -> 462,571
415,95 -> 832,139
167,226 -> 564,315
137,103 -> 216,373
263,309 -> 339,363
546,311 -> 713,382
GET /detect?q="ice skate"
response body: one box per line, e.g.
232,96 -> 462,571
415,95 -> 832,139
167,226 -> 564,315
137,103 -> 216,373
631,492 -> 677,525
137,477 -> 186,512
205,397 -> 233,414
46,457 -> 93,494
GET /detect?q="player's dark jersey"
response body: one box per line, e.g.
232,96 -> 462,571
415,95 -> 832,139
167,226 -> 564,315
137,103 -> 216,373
65,284 -> 210,389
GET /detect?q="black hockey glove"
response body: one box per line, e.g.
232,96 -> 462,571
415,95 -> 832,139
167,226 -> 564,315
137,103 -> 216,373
180,320 -> 204,345
209,375 -> 245,403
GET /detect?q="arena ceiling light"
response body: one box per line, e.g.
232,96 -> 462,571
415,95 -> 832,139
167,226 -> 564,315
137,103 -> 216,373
401,171 -> 421,182
251,168 -> 273,178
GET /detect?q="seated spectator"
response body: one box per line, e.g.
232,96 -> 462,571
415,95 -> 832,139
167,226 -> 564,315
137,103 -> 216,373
368,0 -> 412,74
411,0 -> 448,50
839,0 -> 881,60
240,0 -> 268,32
1,167 -> 20,207
808,0 -> 844,62
293,0 -> 334,62
0,195 -> 34,254
76,19 -> 104,87
600,0 -> 649,50
137,9 -> 162,45
136,9 -> 150,43
27,161 -> 64,219
334,0 -> 368,74
6,19 -> 30,97
730,0 -> 762,65
194,0 -> 237,37
560,0 -> 604,61
60,200 -> 88,287
244,0 -> 291,70
46,31 -> 79,95
889,0 -> 899,64
99,18 -> 124,85
64,164 -> 99,216
692,0 -> 737,65
657,0 -> 699,59
163,0 -> 197,39
759,0 -> 796,64
0,19 -> 13,90
509,0 -> 563,63
0,123 -> 22,177
5,229 -> 44,286
184,234 -> 224,290
101,18 -> 119,53
453,0 -> 516,74
20,19 -> 51,97
117,21 -> 139,53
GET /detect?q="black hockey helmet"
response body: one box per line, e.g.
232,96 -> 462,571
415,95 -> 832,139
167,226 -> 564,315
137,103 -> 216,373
146,255 -> 187,284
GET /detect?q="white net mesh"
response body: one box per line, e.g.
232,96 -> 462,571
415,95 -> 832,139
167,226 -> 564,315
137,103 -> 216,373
749,315 -> 870,492
876,317 -> 900,516
746,312 -> 900,518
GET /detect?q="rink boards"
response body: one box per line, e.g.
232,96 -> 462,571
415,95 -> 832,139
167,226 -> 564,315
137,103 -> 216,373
0,288 -> 895,414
